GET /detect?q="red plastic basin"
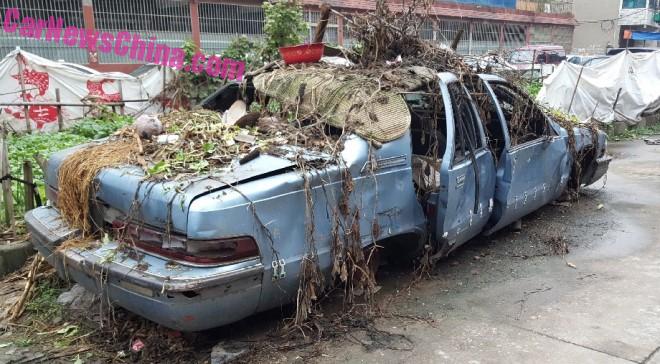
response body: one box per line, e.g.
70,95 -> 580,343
279,43 -> 324,65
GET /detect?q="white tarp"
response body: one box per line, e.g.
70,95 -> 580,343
0,48 -> 174,132
537,50 -> 660,124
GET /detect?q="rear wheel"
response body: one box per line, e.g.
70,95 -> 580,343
378,233 -> 426,266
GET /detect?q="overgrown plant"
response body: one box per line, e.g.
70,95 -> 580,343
525,80 -> 543,98
222,36 -> 262,67
69,108 -> 133,139
168,40 -> 227,107
262,0 -> 307,61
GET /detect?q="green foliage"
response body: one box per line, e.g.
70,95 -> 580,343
147,160 -> 171,176
69,112 -> 133,139
3,112 -> 131,224
607,123 -> 660,141
262,1 -> 307,61
7,132 -> 88,189
266,99 -> 282,114
171,40 -> 227,106
525,81 -> 543,98
15,337 -> 33,347
25,280 -> 64,320
547,108 -> 580,125
222,36 -> 262,67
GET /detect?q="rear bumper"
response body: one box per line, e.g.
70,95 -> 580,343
26,206 -> 264,331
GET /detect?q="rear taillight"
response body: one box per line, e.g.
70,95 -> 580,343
113,221 -> 259,266
46,185 -> 58,206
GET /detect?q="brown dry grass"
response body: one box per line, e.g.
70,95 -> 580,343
57,139 -> 139,235
56,236 -> 98,252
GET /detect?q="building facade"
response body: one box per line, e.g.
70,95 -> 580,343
618,0 -> 660,47
572,0 -> 621,55
1,0 -> 576,73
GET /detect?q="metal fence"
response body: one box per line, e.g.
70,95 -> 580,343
199,2 -> 264,55
471,22 -> 501,55
436,19 -> 471,54
0,0 -> 574,64
415,19 -> 533,56
93,0 -> 192,63
0,0 -> 88,63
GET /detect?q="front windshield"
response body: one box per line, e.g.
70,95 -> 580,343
509,50 -> 533,64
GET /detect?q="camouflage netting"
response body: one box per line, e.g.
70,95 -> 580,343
254,68 -> 412,143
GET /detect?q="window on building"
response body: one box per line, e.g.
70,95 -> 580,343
503,24 -> 526,51
471,22 -> 501,55
304,10 -> 338,45
199,3 -> 264,35
622,0 -> 647,9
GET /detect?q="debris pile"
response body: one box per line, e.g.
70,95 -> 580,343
347,0 -> 469,73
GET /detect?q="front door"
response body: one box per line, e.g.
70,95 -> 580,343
435,80 -> 496,249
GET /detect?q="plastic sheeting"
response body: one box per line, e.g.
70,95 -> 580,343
632,31 -> 660,41
537,50 -> 660,124
0,49 -> 173,132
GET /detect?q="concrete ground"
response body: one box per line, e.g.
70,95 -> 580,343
259,139 -> 660,363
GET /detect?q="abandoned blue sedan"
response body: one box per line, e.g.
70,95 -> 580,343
26,71 -> 610,331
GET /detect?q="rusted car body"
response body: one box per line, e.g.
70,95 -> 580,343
26,73 -> 610,331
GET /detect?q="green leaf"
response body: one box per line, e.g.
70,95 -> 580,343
202,142 -> 216,154
191,159 -> 210,172
57,324 -> 79,337
147,160 -> 170,176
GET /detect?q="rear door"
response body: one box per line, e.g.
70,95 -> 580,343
481,80 -> 571,234
435,78 -> 496,249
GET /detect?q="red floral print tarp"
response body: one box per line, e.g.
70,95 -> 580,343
0,49 -> 172,132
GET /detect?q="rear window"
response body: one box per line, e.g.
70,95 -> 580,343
510,50 -> 533,64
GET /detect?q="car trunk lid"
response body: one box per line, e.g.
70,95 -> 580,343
45,146 -> 296,233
